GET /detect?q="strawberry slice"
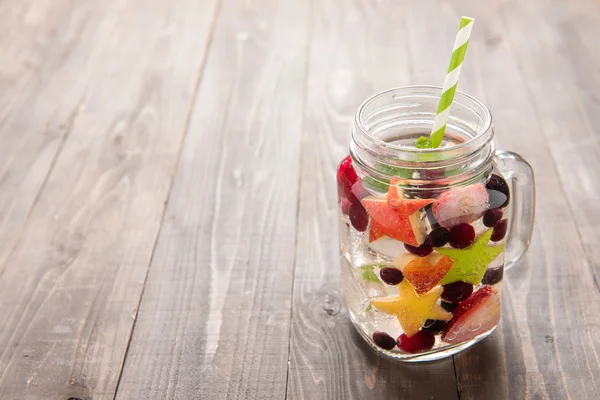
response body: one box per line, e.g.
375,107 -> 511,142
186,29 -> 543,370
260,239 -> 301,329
441,286 -> 500,344
432,183 -> 489,229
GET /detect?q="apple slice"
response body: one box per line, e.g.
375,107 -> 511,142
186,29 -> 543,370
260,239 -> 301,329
397,253 -> 454,295
362,196 -> 433,246
368,236 -> 406,259
442,286 -> 501,344
387,179 -> 405,208
364,219 -> 405,258
369,219 -> 385,242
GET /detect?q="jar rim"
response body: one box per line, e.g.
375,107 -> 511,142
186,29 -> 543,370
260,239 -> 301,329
354,85 -> 493,155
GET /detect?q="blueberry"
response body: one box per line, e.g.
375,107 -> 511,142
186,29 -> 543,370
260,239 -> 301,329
483,208 -> 503,227
373,331 -> 397,350
421,319 -> 447,335
491,219 -> 508,242
482,266 -> 504,285
427,227 -> 450,247
404,243 -> 433,257
486,174 -> 510,208
442,281 -> 474,303
349,202 -> 369,232
441,301 -> 459,312
379,267 -> 404,285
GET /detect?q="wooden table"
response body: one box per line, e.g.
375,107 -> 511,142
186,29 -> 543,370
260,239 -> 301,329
0,0 -> 599,399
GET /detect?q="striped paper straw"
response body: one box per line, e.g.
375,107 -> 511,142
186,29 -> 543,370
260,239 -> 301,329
429,16 -> 475,148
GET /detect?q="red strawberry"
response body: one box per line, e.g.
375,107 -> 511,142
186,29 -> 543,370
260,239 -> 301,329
337,156 -> 359,203
432,184 -> 489,229
441,286 -> 501,344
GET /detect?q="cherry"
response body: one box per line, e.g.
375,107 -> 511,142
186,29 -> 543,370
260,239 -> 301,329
397,330 -> 435,353
491,219 -> 508,242
379,267 -> 404,285
482,266 -> 504,285
404,243 -> 433,257
373,331 -> 397,350
448,223 -> 475,249
349,202 -> 369,232
426,227 -> 450,247
483,208 -> 503,227
442,281 -> 474,303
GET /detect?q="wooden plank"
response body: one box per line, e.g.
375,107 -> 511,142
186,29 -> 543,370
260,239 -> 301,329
0,0 -> 218,398
286,1 -> 459,399
487,1 -> 600,397
498,0 -> 600,284
114,0 -> 310,398
0,0 -> 112,272
403,1 -> 600,398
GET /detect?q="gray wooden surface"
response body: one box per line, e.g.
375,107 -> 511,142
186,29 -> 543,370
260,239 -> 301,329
0,0 -> 598,399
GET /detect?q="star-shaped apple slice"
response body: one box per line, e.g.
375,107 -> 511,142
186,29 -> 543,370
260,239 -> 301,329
362,193 -> 434,247
436,229 -> 506,285
365,219 -> 406,258
371,280 -> 452,337
387,178 -> 407,208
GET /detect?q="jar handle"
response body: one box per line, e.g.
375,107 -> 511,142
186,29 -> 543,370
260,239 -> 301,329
494,150 -> 536,270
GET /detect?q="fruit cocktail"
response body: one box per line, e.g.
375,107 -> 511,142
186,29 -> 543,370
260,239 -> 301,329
337,87 -> 535,361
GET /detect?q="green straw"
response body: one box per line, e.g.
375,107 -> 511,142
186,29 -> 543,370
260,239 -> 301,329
417,16 -> 475,149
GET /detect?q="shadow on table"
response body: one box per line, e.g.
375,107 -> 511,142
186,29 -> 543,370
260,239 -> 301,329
348,321 -> 502,398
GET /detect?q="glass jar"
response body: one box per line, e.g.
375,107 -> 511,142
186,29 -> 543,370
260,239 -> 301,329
337,86 -> 535,362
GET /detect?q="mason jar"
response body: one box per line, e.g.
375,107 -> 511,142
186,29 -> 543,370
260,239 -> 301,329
337,86 -> 535,362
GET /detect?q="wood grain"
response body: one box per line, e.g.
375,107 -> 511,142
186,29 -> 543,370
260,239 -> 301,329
286,1 -> 459,399
0,0 -> 598,398
0,0 -> 218,398
0,0 -> 109,273
497,0 -> 600,286
114,0 -> 310,398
